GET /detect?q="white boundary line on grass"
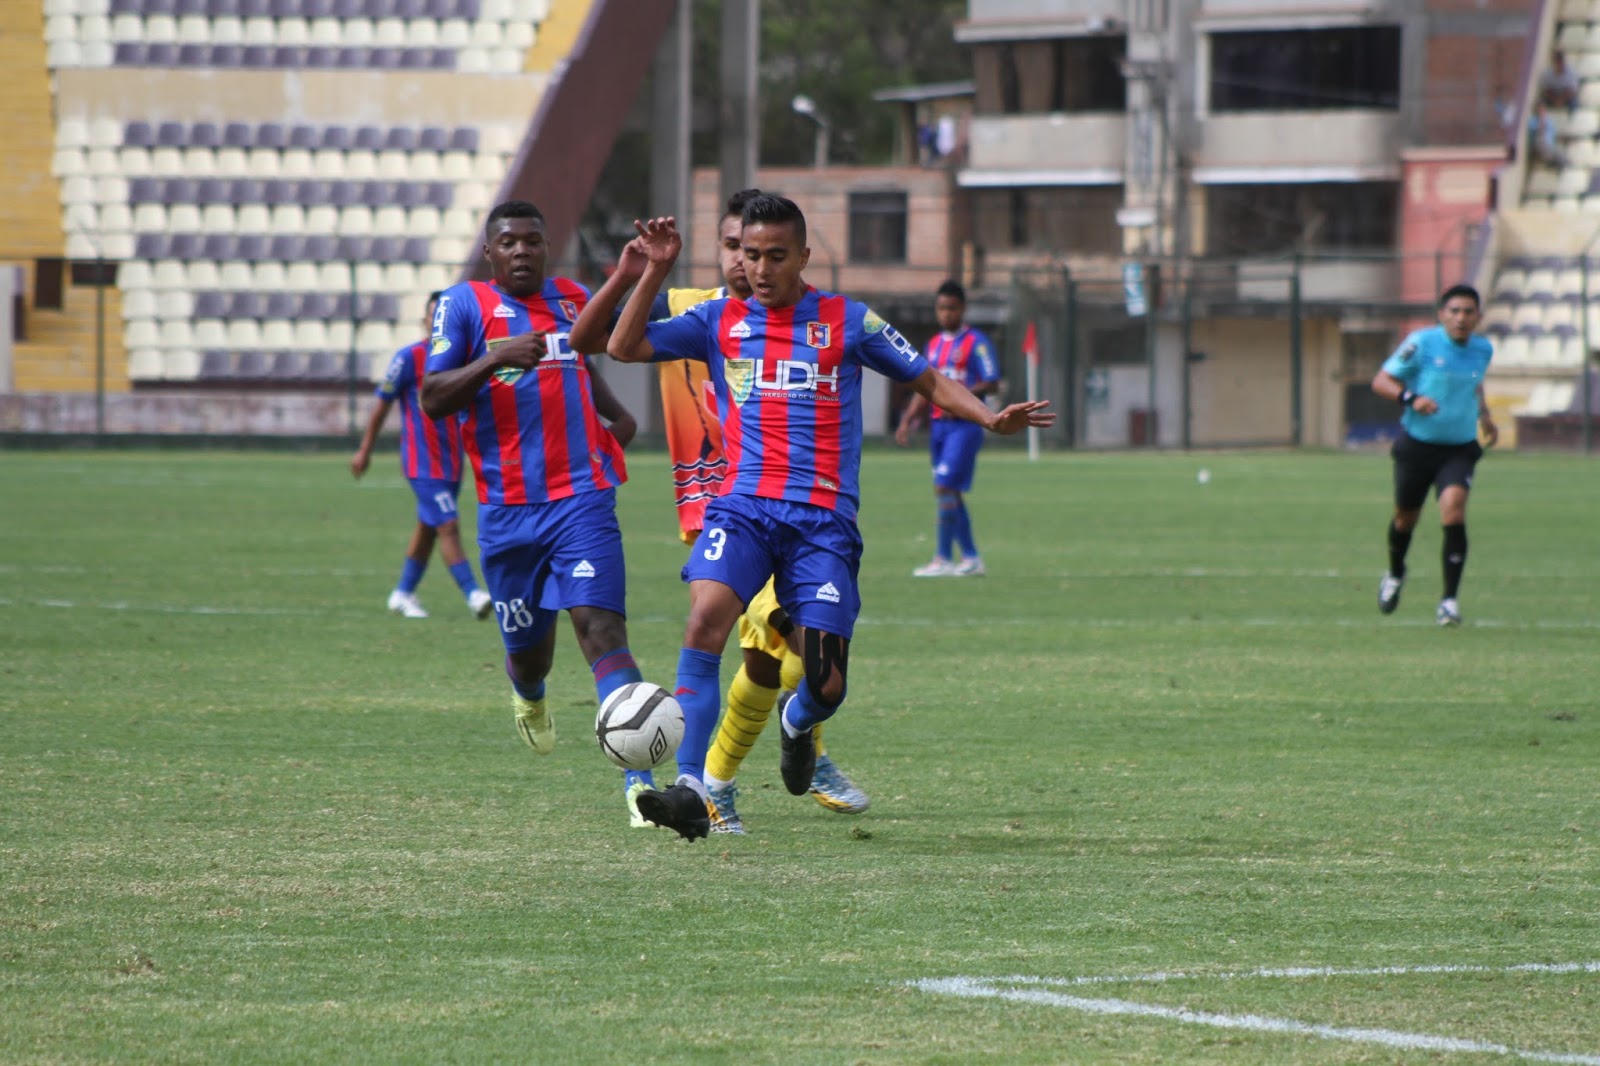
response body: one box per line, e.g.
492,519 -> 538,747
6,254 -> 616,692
912,963 -> 1600,1064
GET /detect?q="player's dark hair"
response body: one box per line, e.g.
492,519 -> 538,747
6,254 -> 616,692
1438,284 -> 1480,309
936,279 -> 966,303
484,200 -> 544,239
723,187 -> 762,221
425,290 -> 444,307
741,193 -> 807,246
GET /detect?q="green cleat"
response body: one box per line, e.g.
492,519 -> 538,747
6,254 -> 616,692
513,693 -> 555,754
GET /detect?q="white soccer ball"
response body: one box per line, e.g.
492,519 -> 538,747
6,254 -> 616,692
595,682 -> 684,770
1196,468 -> 1212,485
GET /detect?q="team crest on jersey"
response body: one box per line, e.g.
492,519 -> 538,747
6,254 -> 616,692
559,299 -> 578,322
862,309 -> 886,334
493,366 -> 525,384
430,337 -> 450,355
724,358 -> 755,405
729,320 -> 753,340
493,304 -> 517,318
1398,341 -> 1418,363
806,321 -> 831,349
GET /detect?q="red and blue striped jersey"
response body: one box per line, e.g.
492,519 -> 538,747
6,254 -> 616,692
925,326 -> 998,421
426,278 -> 626,506
376,340 -> 463,480
644,286 -> 928,521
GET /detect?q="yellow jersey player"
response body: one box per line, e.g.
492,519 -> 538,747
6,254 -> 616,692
572,189 -> 868,833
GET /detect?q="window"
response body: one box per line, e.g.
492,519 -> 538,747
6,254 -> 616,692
974,186 -> 1123,255
1210,26 -> 1402,111
974,36 -> 1126,115
848,191 -> 908,263
1204,183 -> 1398,255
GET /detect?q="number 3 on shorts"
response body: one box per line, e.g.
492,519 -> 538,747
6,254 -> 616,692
703,527 -> 727,561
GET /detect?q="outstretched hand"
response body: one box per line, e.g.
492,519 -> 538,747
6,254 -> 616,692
632,216 -> 682,266
988,401 -> 1055,435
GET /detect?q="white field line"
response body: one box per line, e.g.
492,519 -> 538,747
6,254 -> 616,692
912,964 -> 1600,1064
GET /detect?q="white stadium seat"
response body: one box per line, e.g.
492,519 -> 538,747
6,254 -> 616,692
145,14 -> 178,42
58,115 -> 92,147
1496,333 -> 1531,366
48,40 -> 85,67
194,319 -> 229,348
262,320 -> 296,348
252,261 -> 287,290
128,348 -> 164,380
160,319 -> 196,349
157,289 -> 194,319
211,16 -> 243,44
164,349 -> 201,380
119,260 -> 154,289
227,319 -> 263,349
121,289 -> 158,319
187,259 -> 221,290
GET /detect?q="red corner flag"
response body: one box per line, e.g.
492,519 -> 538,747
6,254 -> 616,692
1023,320 -> 1039,368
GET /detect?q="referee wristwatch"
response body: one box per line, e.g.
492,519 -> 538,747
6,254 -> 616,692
1397,389 -> 1417,409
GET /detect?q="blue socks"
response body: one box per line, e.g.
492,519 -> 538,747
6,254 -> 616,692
936,494 -> 959,560
782,676 -> 843,733
952,498 -> 978,558
397,556 -> 426,594
672,647 -> 723,783
591,648 -> 642,706
447,560 -> 480,595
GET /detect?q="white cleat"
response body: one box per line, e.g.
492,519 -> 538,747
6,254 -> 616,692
467,588 -> 493,620
1436,597 -> 1461,627
952,556 -> 986,577
386,590 -> 428,619
912,558 -> 956,577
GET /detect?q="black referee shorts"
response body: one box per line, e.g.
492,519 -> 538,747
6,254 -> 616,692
1390,430 -> 1484,511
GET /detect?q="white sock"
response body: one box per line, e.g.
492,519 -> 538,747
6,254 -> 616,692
674,774 -> 708,802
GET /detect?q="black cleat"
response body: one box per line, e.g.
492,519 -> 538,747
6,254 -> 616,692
634,784 -> 710,841
777,696 -> 817,797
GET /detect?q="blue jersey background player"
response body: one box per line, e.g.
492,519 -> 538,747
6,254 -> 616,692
894,279 -> 1001,577
351,291 -> 492,621
1371,283 -> 1499,627
585,196 -> 1054,840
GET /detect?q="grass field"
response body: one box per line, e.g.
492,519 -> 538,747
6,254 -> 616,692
2,446 -> 1597,1064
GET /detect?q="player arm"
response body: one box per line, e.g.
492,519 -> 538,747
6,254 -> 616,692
894,391 -> 930,445
912,367 -> 1052,434
568,266 -> 637,355
350,397 -> 394,478
420,301 -> 546,419
1477,383 -> 1499,445
607,218 -> 682,364
587,358 -> 637,448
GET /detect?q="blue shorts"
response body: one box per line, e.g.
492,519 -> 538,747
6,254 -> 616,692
683,494 -> 863,639
409,477 -> 461,527
929,418 -> 983,493
478,489 -> 626,653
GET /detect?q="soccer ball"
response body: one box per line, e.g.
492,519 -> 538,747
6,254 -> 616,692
595,682 -> 684,770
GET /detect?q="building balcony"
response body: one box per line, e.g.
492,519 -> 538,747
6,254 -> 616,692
961,113 -> 1126,184
1193,110 -> 1403,182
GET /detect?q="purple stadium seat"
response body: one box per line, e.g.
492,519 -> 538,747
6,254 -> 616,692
369,294 -> 399,320
448,126 -> 478,153
129,177 -> 162,204
233,178 -> 265,203
417,126 -> 450,153
256,122 -> 287,149
299,180 -> 333,205
305,46 -> 339,67
428,47 -> 455,70
455,0 -> 479,17
270,0 -> 301,14
304,351 -> 343,382
199,351 -> 234,380
425,182 -> 453,209
395,182 -> 426,208
401,237 -> 430,263
135,233 -> 171,259
212,0 -> 242,15
124,120 -> 155,147
384,127 -> 417,152
329,292 -> 355,318
319,126 -> 351,151
366,0 -> 397,17
303,234 -> 337,260
176,0 -> 208,14
336,236 -> 371,261
195,178 -> 228,204
222,121 -> 253,147
367,237 -> 402,263
289,125 -> 319,149
194,291 -> 228,318
331,181 -> 363,208
273,46 -> 307,67
261,179 -> 291,204
169,233 -> 205,259
1553,323 -> 1580,339
303,0 -> 335,15
424,0 -> 453,16
210,44 -> 244,66
362,180 -> 395,206
178,43 -> 210,66
241,44 -> 274,67
111,0 -> 141,14
302,292 -> 338,318
333,0 -> 362,16
156,123 -> 187,148
240,0 -> 272,13
270,351 -> 306,380
352,126 -> 384,151
265,292 -> 300,319
1484,322 -> 1512,337
369,47 -> 400,69
334,46 -> 370,67
398,48 -> 431,69
162,177 -> 198,203
202,235 -> 238,262
1517,323 -> 1545,337
236,234 -> 270,260
146,42 -> 179,66
145,0 -> 177,13
268,234 -> 305,261
236,351 -> 271,379
231,292 -> 265,318
114,42 -> 147,65
395,0 -> 426,16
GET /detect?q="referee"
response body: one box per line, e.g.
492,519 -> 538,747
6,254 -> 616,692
1371,284 -> 1498,626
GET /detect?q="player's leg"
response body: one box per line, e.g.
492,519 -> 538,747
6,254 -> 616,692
635,498 -> 774,841
701,583 -> 788,833
770,636 -> 869,813
946,424 -> 985,575
1432,443 -> 1482,627
914,422 -> 956,576
1380,434 -> 1432,614
478,502 -> 561,752
431,480 -> 491,619
387,487 -> 438,617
